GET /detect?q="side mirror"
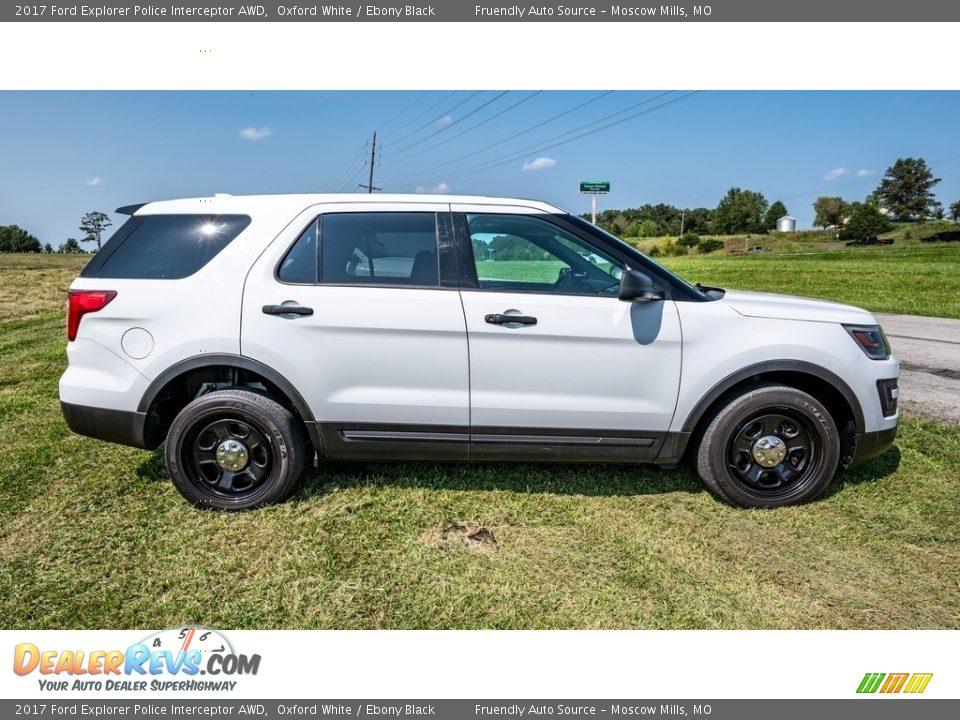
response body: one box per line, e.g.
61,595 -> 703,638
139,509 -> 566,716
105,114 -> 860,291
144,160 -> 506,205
619,269 -> 664,302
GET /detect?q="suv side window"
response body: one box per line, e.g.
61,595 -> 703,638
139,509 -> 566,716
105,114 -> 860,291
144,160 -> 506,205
321,212 -> 439,287
277,218 -> 318,284
467,213 -> 623,295
81,214 -> 251,280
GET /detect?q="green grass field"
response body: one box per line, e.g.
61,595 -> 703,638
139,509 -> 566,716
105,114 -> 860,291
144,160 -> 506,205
0,256 -> 960,628
1,252 -> 958,629
484,242 -> 960,317
661,244 -> 960,318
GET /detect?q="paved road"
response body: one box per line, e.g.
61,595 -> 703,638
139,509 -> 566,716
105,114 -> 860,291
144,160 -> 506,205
876,313 -> 960,426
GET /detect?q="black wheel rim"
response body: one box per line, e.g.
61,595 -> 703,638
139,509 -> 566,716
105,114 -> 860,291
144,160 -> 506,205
185,417 -> 273,498
727,410 -> 819,497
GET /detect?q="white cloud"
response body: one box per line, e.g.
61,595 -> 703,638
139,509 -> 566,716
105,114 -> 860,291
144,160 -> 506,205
823,167 -> 846,181
522,157 -> 558,172
415,182 -> 451,194
856,169 -> 876,177
437,114 -> 454,126
239,126 -> 272,141
85,177 -> 104,187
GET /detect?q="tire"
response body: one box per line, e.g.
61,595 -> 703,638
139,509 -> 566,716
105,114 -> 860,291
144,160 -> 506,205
165,389 -> 306,510
695,383 -> 840,508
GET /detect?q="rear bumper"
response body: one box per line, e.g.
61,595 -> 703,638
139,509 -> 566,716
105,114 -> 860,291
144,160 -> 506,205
848,426 -> 898,467
61,402 -> 151,450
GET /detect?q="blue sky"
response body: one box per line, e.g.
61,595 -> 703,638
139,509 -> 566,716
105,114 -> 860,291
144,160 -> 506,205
1,90 -> 959,247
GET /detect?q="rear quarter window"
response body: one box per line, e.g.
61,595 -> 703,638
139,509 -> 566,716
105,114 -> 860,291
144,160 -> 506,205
81,214 -> 251,279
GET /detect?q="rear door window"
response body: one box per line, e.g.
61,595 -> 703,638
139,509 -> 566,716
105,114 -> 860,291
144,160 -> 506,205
277,218 -> 319,284
81,214 -> 251,279
319,212 -> 439,287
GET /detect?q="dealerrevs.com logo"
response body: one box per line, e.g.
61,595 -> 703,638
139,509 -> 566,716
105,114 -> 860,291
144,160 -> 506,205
13,627 -> 260,692
857,673 -> 933,694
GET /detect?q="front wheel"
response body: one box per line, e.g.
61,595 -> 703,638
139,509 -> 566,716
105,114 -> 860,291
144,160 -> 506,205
695,383 -> 840,508
165,389 -> 306,510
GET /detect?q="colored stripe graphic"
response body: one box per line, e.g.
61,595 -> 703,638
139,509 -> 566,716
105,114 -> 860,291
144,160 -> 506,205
857,673 -> 885,693
904,673 -> 933,694
857,672 -> 933,694
880,673 -> 909,693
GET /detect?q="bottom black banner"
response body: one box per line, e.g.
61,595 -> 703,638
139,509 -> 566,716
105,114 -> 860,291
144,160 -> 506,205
3,700 -> 956,720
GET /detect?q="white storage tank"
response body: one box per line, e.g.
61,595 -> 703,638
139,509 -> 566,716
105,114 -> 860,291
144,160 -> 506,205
776,215 -> 796,232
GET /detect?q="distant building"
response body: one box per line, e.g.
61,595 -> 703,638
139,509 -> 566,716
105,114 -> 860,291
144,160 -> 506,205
776,215 -> 797,232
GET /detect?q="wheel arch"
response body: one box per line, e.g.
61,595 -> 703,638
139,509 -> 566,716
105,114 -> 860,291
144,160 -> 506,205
137,354 -> 321,452
674,360 -> 863,466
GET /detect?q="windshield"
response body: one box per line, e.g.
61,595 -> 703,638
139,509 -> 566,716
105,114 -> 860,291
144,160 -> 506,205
560,215 -> 709,301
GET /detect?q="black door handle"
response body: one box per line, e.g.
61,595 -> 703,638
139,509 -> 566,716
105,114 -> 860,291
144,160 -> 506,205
485,313 -> 537,326
262,304 -> 313,316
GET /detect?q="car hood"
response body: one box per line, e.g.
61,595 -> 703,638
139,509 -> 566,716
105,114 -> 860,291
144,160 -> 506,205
720,289 -> 876,325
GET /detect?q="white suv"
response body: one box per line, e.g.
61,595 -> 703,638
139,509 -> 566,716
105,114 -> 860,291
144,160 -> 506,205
59,194 -> 899,510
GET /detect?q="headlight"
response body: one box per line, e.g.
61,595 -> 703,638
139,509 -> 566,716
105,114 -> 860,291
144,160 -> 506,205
843,324 -> 891,360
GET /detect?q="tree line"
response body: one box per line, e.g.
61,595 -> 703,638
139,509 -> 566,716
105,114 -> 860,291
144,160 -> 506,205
592,157 -> 959,241
813,158 -> 956,238
592,193 -> 793,239
0,211 -> 112,254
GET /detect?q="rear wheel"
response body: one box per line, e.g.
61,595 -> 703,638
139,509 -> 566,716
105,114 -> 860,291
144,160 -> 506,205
165,389 -> 306,510
695,383 -> 840,508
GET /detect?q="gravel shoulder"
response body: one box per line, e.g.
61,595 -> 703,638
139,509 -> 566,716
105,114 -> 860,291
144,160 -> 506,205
876,313 -> 960,426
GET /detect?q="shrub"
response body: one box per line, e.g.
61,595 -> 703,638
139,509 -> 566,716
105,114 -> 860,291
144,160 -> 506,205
677,232 -> 701,249
698,238 -> 724,254
627,219 -> 661,238
649,238 -> 685,257
839,203 -> 893,240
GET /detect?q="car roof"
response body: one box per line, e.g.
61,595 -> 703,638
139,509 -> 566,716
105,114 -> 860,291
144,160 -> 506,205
124,193 -> 566,216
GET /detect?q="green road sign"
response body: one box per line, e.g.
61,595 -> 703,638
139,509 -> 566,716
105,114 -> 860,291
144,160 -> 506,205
580,180 -> 610,193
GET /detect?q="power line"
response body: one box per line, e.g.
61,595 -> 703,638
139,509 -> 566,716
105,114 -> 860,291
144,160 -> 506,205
446,91 -> 702,184
385,91 -> 542,165
381,91 -> 481,147
380,90 -> 616,184
335,149 -> 372,192
396,91 -> 693,189
386,91 -> 511,156
329,140 -> 369,191
378,91 -> 430,131
380,91 -> 457,140
336,163 -> 367,193
327,93 -> 433,192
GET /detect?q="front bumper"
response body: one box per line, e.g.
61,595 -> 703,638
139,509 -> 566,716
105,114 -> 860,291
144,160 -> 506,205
848,426 -> 898,468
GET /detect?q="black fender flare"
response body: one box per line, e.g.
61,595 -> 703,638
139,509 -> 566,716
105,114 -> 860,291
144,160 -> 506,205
137,353 -> 321,450
679,359 -> 865,435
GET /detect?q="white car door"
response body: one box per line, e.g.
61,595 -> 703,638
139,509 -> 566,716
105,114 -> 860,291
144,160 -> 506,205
241,202 -> 469,460
452,205 -> 683,462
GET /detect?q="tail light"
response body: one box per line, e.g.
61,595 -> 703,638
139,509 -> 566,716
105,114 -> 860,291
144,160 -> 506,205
67,290 -> 117,341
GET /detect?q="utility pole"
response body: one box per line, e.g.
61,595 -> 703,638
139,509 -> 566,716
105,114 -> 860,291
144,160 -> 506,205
592,194 -> 597,225
359,131 -> 381,193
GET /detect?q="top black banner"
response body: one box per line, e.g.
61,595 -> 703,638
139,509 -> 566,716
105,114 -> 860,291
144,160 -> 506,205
5,0 -> 959,22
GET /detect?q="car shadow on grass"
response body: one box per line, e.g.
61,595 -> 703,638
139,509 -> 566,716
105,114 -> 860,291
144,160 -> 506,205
294,460 -> 708,500
822,445 -> 902,500
135,443 -> 902,503
135,447 -> 706,498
